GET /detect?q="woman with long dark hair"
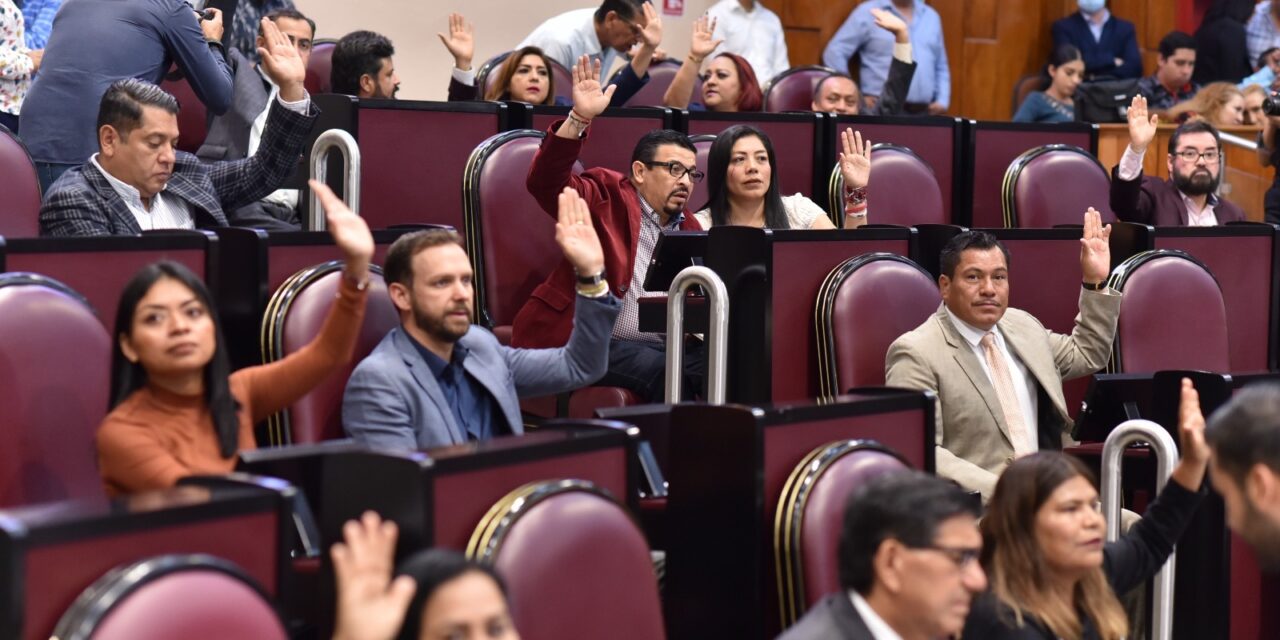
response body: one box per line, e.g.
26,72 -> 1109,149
963,379 -> 1210,640
96,181 -> 373,495
695,124 -> 870,229
1013,44 -> 1085,123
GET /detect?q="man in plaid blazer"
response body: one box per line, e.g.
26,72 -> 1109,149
38,17 -> 318,237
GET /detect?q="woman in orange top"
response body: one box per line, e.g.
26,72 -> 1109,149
96,181 -> 374,496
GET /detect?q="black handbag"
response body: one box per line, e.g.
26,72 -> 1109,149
1075,78 -> 1141,123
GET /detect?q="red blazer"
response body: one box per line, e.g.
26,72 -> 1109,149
1110,165 -> 1246,226
513,123 -> 703,348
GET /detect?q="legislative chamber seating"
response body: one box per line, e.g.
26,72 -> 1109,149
832,114 -> 962,222
304,39 -> 337,95
691,133 -> 715,173
814,253 -> 940,398
51,555 -> 287,640
259,261 -> 399,445
0,123 -> 40,238
612,58 -> 693,109
966,121 -> 1096,228
468,479 -> 664,640
686,110 -> 827,209
826,144 -> 945,226
774,440 -> 909,627
476,50 -> 573,104
1002,144 -> 1116,227
0,274 -> 108,507
158,70 -> 208,154
762,65 -> 837,113
526,105 -> 676,172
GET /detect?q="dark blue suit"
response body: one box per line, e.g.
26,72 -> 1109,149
1051,12 -> 1142,80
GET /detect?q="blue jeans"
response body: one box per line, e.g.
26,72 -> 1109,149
36,161 -> 78,193
597,338 -> 707,403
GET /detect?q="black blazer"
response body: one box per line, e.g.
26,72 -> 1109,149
1051,13 -> 1143,80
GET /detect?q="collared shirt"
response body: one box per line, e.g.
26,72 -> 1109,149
1135,74 -> 1198,111
1117,144 -> 1221,226
944,306 -> 1039,449
848,591 -> 905,640
705,0 -> 790,83
407,334 -> 504,443
1247,1 -> 1280,71
249,66 -> 300,209
612,193 -> 684,343
1082,8 -> 1111,43
89,153 -> 195,231
821,0 -> 950,108
1238,65 -> 1275,92
518,8 -> 618,81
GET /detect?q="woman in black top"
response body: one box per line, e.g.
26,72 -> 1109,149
963,378 -> 1209,640
1193,0 -> 1256,84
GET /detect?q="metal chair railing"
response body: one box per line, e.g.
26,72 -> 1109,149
307,129 -> 361,231
664,266 -> 728,404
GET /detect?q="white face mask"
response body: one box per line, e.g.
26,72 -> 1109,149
1078,0 -> 1106,13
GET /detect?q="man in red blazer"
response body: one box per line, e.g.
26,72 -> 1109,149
1110,95 -> 1246,226
515,55 -> 705,401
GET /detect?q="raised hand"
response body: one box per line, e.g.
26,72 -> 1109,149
839,128 -> 871,190
311,179 -> 374,282
639,1 -> 663,50
1078,207 -> 1112,286
331,512 -> 417,640
689,15 -> 723,62
258,16 -> 307,101
870,8 -> 908,42
1127,94 -> 1159,154
1170,378 -> 1211,492
555,187 -> 606,277
437,13 -> 475,71
570,55 -> 616,119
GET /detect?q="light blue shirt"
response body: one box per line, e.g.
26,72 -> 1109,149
1082,8 -> 1110,42
1240,66 -> 1275,91
821,0 -> 950,108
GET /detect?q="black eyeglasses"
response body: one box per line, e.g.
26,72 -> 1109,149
1172,149 -> 1221,164
910,545 -> 981,569
642,160 -> 705,182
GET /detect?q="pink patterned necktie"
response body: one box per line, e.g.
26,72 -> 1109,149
980,332 -> 1033,456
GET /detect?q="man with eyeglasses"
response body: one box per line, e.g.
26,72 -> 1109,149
518,55 -> 705,403
778,470 -> 986,640
1111,94 -> 1246,226
518,0 -> 648,77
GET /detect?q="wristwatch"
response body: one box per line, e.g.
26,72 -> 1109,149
1081,280 -> 1106,291
577,270 -> 606,286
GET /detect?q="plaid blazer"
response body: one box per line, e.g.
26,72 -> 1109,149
38,100 -> 318,237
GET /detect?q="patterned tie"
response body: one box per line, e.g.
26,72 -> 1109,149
980,333 -> 1033,457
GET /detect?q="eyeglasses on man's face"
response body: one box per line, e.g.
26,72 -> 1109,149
911,544 -> 982,569
1172,148 -> 1221,164
642,160 -> 705,183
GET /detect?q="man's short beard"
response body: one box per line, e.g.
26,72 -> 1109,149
413,304 -> 469,345
1172,167 -> 1220,197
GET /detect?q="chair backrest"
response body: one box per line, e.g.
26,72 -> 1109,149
306,39 -> 337,95
1011,73 -> 1050,115
260,261 -> 399,444
815,254 -> 940,398
774,440 -> 909,626
0,274 -> 109,507
0,123 -> 42,237
690,133 -> 716,178
763,65 -> 835,113
159,70 -> 208,154
51,554 -> 286,640
613,58 -> 693,108
828,144 -> 945,226
477,51 -> 573,104
1108,249 -> 1230,373
1003,144 -> 1116,228
464,130 -> 584,332
469,479 -> 664,640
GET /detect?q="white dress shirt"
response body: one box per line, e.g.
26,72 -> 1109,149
1117,145 -> 1220,226
518,8 -> 618,79
945,307 -> 1040,450
89,153 -> 194,231
706,0 -> 791,84
848,591 -> 904,640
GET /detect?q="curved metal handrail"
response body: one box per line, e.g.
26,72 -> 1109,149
308,129 -> 361,231
1101,419 -> 1179,640
665,266 -> 729,404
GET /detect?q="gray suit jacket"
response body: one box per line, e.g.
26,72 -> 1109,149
197,48 -> 271,163
776,593 -> 874,640
342,293 -> 620,450
885,289 -> 1122,498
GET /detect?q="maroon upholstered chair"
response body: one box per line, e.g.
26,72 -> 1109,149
1002,144 -> 1116,228
476,51 -> 573,104
469,479 -> 664,640
51,554 -> 286,640
0,120 -> 42,237
827,143 -> 945,227
815,254 -> 940,399
305,39 -> 337,95
763,65 -> 836,113
774,440 -> 909,626
1107,249 -> 1230,373
260,262 -> 399,444
1010,73 -> 1050,115
690,133 -> 715,177
159,70 -> 208,154
0,273 -> 109,507
612,58 -> 694,108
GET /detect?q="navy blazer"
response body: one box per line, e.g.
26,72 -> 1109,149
39,99 -> 317,236
342,293 -> 620,451
1051,13 -> 1143,80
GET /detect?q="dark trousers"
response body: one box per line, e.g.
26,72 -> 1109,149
597,338 -> 706,403
227,199 -> 302,232
0,111 -> 17,135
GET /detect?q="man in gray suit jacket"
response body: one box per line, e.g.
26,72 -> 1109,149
885,209 -> 1122,499
779,471 -> 985,640
343,187 -> 620,450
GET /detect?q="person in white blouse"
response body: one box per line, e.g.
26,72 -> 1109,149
705,0 -> 790,85
694,125 -> 871,230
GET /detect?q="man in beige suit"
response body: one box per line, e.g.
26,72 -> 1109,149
885,209 -> 1121,499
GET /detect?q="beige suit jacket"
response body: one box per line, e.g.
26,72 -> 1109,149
885,289 -> 1122,498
